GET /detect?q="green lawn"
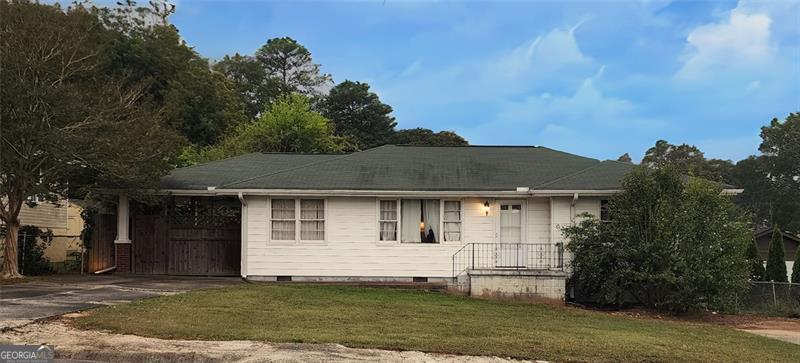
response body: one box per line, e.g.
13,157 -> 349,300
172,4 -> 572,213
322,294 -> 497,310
73,284 -> 799,362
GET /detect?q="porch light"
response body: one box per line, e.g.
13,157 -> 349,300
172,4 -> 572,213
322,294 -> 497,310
419,221 -> 425,230
483,201 -> 490,216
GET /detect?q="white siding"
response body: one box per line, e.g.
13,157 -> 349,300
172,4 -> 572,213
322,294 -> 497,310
527,198 -> 550,243
243,195 -> 600,279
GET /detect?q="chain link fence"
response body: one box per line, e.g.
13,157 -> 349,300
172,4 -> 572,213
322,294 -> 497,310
735,281 -> 800,316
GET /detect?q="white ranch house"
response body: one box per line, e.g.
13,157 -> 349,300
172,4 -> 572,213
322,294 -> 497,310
108,145 -> 709,300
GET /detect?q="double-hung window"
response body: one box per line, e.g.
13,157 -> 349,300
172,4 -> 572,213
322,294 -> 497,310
271,199 -> 325,242
442,201 -> 462,242
300,199 -> 325,240
379,200 -> 398,241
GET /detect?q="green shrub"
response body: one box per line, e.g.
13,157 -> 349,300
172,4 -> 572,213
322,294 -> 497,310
792,247 -> 800,284
765,225 -> 788,282
562,166 -> 752,313
17,225 -> 54,276
745,238 -> 765,281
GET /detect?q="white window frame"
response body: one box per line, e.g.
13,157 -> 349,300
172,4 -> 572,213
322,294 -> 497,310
441,199 -> 463,243
377,199 -> 400,243
270,198 -> 327,244
299,198 -> 326,242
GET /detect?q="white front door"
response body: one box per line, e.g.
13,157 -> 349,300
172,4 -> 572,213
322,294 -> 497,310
496,201 -> 526,267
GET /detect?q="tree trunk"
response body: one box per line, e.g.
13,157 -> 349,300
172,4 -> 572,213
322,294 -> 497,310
1,219 -> 22,279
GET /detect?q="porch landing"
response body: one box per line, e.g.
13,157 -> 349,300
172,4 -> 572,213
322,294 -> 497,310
456,269 -> 568,301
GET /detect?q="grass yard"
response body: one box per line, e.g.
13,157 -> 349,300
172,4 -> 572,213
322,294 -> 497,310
73,284 -> 799,362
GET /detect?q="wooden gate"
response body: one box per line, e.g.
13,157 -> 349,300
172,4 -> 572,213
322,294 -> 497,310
86,214 -> 116,273
132,197 -> 241,276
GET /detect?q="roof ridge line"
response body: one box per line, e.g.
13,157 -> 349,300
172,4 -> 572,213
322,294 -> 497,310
533,162 -> 605,190
218,147 -> 385,189
172,152 -> 261,173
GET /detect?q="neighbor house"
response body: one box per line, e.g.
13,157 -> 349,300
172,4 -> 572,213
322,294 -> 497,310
755,227 -> 799,281
0,199 -> 84,272
101,145 -> 741,300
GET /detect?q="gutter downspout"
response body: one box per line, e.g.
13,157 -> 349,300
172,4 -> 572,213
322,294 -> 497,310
237,192 -> 248,280
570,192 -> 579,222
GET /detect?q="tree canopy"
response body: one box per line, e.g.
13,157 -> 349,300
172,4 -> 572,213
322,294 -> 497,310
182,94 -> 351,165
641,140 -> 734,183
1,0 -> 183,277
255,37 -> 332,98
562,166 -> 752,312
106,15 -> 246,145
391,128 -> 469,146
212,53 -> 278,120
321,80 -> 397,149
733,113 -> 800,233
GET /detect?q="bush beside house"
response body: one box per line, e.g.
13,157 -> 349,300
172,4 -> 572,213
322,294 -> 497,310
16,225 -> 54,276
562,166 -> 752,313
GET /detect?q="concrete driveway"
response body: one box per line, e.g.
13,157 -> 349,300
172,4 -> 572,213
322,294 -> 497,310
0,275 -> 241,330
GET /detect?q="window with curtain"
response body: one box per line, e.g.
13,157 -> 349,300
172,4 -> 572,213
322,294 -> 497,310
443,201 -> 461,241
400,199 -> 440,243
379,200 -> 398,241
300,199 -> 325,240
271,199 -> 296,240
271,199 -> 326,241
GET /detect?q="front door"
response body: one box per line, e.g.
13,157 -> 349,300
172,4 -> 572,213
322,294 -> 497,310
496,201 -> 526,267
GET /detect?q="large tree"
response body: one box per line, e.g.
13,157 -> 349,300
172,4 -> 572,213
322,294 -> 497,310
1,1 -> 182,278
562,166 -> 752,312
321,80 -> 397,149
391,128 -> 469,146
255,37 -> 332,98
642,140 -> 734,183
183,94 -> 351,164
733,113 -> 800,233
107,7 -> 245,145
212,53 -> 278,121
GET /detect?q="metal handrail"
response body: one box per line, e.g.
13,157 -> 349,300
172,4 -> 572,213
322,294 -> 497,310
452,242 -> 564,278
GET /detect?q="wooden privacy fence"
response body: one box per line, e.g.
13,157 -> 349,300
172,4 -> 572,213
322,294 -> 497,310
132,197 -> 241,276
86,214 -> 116,273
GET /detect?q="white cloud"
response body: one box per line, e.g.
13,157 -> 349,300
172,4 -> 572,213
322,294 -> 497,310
495,76 -> 639,127
676,8 -> 774,79
489,20 -> 593,79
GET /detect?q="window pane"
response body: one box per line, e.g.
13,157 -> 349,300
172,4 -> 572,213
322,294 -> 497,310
300,220 -> 325,240
272,199 -> 295,219
600,200 -> 610,221
300,199 -> 324,219
271,220 -> 295,240
380,200 -> 397,220
443,201 -> 461,221
444,221 -> 461,242
380,221 -> 397,241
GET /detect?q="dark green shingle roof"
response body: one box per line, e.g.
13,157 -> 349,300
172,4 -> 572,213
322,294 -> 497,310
162,145 -> 636,191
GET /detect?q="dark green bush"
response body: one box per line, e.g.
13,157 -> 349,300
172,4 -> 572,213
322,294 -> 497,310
562,166 -> 752,313
17,225 -> 54,276
765,225 -> 788,282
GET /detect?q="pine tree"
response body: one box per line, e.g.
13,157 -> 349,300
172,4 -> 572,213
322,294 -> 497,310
765,225 -> 788,282
745,238 -> 765,281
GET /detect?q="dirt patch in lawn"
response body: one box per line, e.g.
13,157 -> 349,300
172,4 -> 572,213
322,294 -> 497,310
0,315 -> 530,363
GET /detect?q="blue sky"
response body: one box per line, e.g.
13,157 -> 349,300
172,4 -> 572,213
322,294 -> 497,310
169,0 -> 799,162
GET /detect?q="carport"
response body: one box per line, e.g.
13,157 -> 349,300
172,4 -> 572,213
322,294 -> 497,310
108,195 -> 242,276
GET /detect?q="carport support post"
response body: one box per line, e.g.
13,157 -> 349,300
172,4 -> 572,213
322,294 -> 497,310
114,194 -> 132,273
